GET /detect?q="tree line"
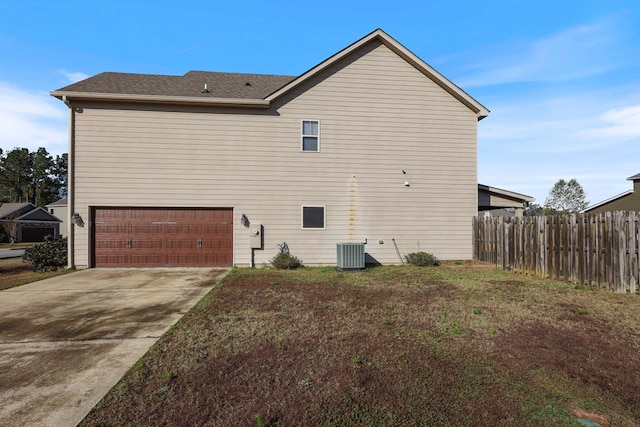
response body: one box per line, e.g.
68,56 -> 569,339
0,147 -> 67,207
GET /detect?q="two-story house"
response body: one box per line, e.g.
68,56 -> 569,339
51,29 -> 489,268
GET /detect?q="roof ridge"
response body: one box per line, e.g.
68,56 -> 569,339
185,70 -> 296,78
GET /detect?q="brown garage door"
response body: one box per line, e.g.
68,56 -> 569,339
93,208 -> 233,267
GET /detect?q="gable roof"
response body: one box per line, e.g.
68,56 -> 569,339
583,172 -> 640,212
267,29 -> 489,120
18,207 -> 62,223
584,190 -> 634,212
0,202 -> 34,219
0,203 -> 61,222
51,29 -> 488,118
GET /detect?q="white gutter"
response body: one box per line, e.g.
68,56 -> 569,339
51,91 -> 270,108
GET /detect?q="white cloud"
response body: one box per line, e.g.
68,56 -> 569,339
0,81 -> 68,155
579,105 -> 640,140
477,86 -> 640,206
456,17 -> 626,87
58,70 -> 89,83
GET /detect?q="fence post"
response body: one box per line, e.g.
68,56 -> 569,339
539,215 -> 546,278
630,211 -> 638,293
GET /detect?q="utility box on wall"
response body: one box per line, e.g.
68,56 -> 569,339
250,224 -> 263,249
337,243 -> 365,270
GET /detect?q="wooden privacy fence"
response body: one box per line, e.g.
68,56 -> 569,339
473,212 -> 639,293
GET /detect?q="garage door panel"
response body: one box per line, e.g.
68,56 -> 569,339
96,209 -> 131,223
95,224 -> 128,234
95,239 -> 129,250
131,239 -> 163,250
130,254 -> 166,266
95,254 -> 129,265
131,209 -> 163,221
201,239 -> 232,249
130,224 -> 163,234
166,239 -> 198,250
165,224 -> 199,235
93,208 -> 233,267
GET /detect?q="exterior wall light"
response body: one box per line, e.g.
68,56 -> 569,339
71,213 -> 84,227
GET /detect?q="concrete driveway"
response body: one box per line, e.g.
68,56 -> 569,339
0,267 -> 228,427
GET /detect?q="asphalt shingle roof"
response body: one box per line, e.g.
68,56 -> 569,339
55,71 -> 296,99
0,203 -> 31,219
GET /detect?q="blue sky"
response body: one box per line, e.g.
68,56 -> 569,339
1,0 -> 639,206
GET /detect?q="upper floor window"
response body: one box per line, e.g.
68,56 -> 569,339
302,120 -> 319,152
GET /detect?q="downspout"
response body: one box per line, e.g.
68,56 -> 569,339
62,96 -> 75,268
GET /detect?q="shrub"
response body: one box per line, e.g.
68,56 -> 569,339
22,236 -> 68,271
270,244 -> 303,269
404,251 -> 440,267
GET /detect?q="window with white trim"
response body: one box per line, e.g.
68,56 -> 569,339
301,120 -> 319,152
302,205 -> 325,229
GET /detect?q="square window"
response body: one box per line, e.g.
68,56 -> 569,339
302,206 -> 325,229
301,120 -> 319,152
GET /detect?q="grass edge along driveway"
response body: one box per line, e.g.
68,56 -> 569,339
81,265 -> 640,426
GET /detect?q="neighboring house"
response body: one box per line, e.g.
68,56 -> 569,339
46,198 -> 68,237
584,173 -> 640,214
0,203 -> 61,243
51,29 -> 489,268
478,184 -> 535,217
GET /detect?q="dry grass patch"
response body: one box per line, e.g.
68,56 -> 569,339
0,257 -> 73,290
81,266 -> 640,426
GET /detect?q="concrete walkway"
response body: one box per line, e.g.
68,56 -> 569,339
0,249 -> 25,259
0,268 -> 228,427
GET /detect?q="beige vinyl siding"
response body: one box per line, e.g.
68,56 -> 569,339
71,41 -> 478,267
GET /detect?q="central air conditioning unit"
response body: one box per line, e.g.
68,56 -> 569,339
337,243 -> 365,270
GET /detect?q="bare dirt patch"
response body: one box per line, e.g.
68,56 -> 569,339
80,266 -> 640,426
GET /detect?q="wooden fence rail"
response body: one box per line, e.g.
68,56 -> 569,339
472,212 -> 639,293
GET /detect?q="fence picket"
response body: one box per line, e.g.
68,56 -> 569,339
630,211 -> 638,293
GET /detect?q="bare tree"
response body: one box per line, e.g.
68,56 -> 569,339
0,215 -> 19,244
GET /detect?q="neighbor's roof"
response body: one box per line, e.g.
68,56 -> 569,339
0,202 -> 33,219
51,29 -> 489,119
583,190 -> 634,212
0,202 -> 61,223
477,184 -> 535,203
583,172 -> 640,212
46,198 -> 68,206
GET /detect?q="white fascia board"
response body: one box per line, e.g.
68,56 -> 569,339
50,91 -> 270,108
